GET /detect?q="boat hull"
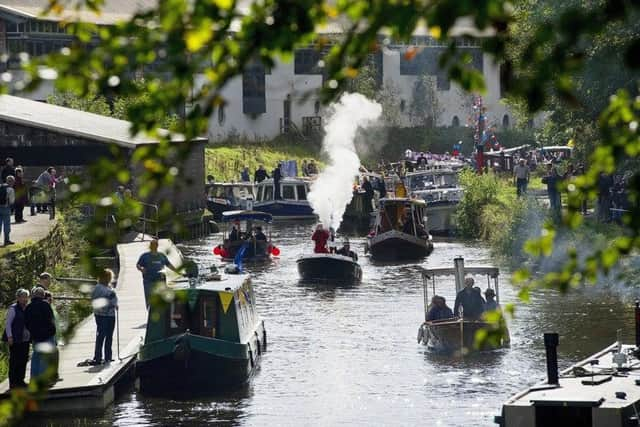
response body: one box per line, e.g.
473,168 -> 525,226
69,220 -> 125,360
367,230 -> 433,261
418,319 -> 506,354
253,200 -> 316,220
297,254 -> 362,284
137,324 -> 266,395
425,201 -> 458,235
221,240 -> 271,263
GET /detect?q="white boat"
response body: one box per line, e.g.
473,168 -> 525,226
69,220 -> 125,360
253,177 -> 316,220
405,165 -> 463,235
497,325 -> 640,427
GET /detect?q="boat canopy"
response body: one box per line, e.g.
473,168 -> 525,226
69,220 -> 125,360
222,210 -> 273,223
422,266 -> 499,279
379,197 -> 426,207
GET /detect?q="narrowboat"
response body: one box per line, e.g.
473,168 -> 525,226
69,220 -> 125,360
213,210 -> 279,262
497,323 -> 640,427
253,177 -> 316,220
297,253 -> 362,284
405,166 -> 463,235
136,270 -> 266,395
365,194 -> 433,261
205,182 -> 256,220
340,173 -> 383,235
417,257 -> 510,354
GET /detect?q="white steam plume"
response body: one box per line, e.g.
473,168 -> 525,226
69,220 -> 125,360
307,93 -> 382,230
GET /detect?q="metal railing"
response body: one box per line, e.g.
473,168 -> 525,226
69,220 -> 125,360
137,201 -> 159,241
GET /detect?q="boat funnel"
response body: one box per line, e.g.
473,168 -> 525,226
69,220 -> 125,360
544,333 -> 559,385
635,300 -> 640,349
454,257 -> 465,293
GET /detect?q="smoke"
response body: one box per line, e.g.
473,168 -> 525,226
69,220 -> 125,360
307,93 -> 382,230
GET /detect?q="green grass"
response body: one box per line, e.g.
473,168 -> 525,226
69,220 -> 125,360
206,139 -> 323,182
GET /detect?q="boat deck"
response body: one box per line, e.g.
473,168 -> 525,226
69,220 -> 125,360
0,236 -> 182,413
501,343 -> 640,426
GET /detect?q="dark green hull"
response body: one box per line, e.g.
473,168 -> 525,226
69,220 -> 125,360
137,322 -> 266,395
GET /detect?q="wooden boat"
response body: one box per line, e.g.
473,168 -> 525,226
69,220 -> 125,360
365,194 -> 433,261
405,166 -> 462,235
297,253 -> 362,284
136,271 -> 266,395
213,210 -> 279,262
205,182 -> 255,220
417,257 -> 509,354
253,177 -> 316,220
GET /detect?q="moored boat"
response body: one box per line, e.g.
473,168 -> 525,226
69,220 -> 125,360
297,253 -> 362,284
405,166 -> 463,235
417,257 -> 509,354
497,321 -> 640,427
253,177 -> 316,220
205,182 -> 256,220
213,210 -> 279,262
136,269 -> 266,395
365,196 -> 433,261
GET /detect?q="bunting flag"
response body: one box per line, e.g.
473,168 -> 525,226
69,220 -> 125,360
219,292 -> 234,314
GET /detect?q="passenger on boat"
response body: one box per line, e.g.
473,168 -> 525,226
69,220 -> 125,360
254,165 -> 270,183
229,225 -> 240,241
312,224 -> 330,253
453,277 -> 486,319
484,288 -> 499,311
336,242 -> 358,261
426,296 -> 454,321
401,213 -> 414,234
254,226 -> 267,241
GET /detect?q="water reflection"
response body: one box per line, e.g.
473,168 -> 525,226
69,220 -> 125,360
43,225 -> 636,426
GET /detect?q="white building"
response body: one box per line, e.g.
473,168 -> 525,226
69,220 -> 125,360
206,35 -> 511,142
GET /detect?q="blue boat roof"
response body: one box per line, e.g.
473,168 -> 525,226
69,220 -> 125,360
222,210 -> 273,223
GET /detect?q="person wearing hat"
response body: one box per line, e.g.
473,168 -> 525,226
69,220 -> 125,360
32,272 -> 52,295
484,288 -> 499,311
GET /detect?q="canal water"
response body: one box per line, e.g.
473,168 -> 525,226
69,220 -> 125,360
45,224 -> 635,426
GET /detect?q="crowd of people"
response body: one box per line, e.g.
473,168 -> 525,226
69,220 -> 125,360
426,277 -> 500,321
0,157 -> 63,246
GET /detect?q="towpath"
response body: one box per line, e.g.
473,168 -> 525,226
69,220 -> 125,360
0,235 -> 183,412
2,213 -> 55,248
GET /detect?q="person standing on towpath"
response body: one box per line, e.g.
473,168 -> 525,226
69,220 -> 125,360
90,269 -> 118,365
136,238 -> 179,307
3,288 -> 30,389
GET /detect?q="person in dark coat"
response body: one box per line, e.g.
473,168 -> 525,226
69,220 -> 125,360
3,288 -> 30,388
0,158 -> 15,183
426,295 -> 454,321
336,242 -> 358,261
24,287 -> 57,383
254,165 -> 269,183
542,163 -> 562,219
362,176 -> 374,212
13,167 -> 27,223
254,226 -> 267,241
272,163 -> 282,199
453,277 -> 485,319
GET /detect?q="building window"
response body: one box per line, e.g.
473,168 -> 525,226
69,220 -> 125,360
400,99 -> 405,112
452,116 -> 460,127
294,48 -> 324,75
314,100 -> 320,115
218,105 -> 225,125
242,60 -> 266,114
400,47 -> 450,90
503,114 -> 510,128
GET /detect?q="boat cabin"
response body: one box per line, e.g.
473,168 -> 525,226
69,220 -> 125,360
206,182 -> 256,218
145,273 -> 258,345
371,198 -> 428,237
255,177 -> 310,204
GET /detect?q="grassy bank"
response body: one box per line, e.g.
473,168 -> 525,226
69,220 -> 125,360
206,137 -> 323,181
456,171 -> 633,285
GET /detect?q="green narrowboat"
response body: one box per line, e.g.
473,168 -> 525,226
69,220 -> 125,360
136,272 -> 266,395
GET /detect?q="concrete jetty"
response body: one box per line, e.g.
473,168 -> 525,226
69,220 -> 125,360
0,236 -> 183,412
